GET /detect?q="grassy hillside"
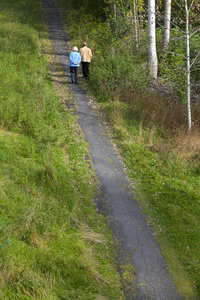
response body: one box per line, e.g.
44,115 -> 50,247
0,0 -> 126,298
57,0 -> 200,298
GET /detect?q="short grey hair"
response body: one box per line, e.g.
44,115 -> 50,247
72,46 -> 78,52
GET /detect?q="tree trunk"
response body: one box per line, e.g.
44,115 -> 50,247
184,0 -> 191,131
148,0 -> 158,79
133,0 -> 139,50
162,0 -> 171,49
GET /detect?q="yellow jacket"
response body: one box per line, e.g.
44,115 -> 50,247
79,46 -> 92,63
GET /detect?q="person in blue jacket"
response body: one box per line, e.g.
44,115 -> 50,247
69,46 -> 81,84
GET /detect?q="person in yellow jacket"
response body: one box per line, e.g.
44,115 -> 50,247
79,42 -> 92,78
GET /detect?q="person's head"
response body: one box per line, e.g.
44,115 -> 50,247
72,46 -> 78,52
82,42 -> 87,47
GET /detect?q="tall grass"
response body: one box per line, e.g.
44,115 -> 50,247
0,0 -> 125,298
57,0 -> 200,298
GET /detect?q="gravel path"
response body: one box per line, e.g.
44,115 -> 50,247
41,0 -> 182,298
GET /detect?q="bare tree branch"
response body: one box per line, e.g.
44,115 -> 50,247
190,68 -> 200,73
190,50 -> 200,67
189,28 -> 199,38
159,64 -> 185,70
156,20 -> 185,34
170,19 -> 186,33
188,0 -> 195,12
161,50 -> 186,58
170,35 -> 186,42
173,0 -> 185,12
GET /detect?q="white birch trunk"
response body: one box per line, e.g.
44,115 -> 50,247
148,0 -> 158,79
184,0 -> 191,131
162,0 -> 171,49
113,3 -> 117,19
133,0 -> 139,50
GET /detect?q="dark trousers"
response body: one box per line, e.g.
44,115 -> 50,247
70,66 -> 79,83
81,62 -> 90,78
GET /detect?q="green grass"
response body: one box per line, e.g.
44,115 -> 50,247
56,0 -> 200,298
122,140 -> 200,298
0,0 -> 126,298
0,128 -> 124,299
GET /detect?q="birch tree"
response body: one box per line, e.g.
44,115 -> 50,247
162,0 -> 171,49
158,0 -> 199,130
133,0 -> 139,50
184,0 -> 191,131
148,0 -> 158,79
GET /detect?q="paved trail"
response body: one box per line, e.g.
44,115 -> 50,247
41,0 -> 182,299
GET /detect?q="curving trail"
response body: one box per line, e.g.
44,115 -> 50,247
41,0 -> 182,299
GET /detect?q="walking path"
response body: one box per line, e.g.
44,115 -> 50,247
41,0 -> 182,298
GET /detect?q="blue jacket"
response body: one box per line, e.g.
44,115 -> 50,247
69,51 -> 81,67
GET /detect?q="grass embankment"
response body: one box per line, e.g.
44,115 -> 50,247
57,0 -> 200,298
0,0 -> 125,298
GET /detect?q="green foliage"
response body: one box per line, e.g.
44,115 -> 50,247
63,1 -> 150,102
158,28 -> 200,102
90,47 -> 149,102
190,33 -> 200,83
106,7 -> 133,39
